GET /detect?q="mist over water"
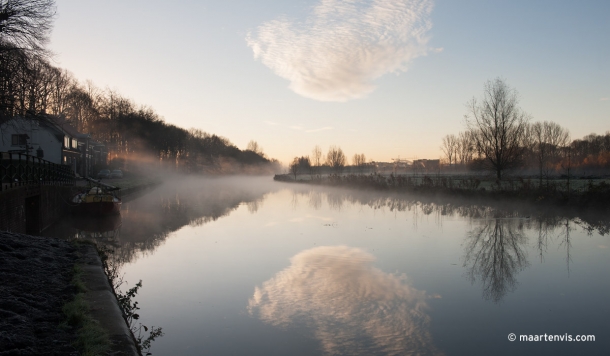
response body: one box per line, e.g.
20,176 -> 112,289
47,176 -> 610,355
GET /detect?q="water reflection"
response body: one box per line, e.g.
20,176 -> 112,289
289,185 -> 610,236
248,246 -> 443,356
462,218 -> 529,303
46,177 -> 281,265
285,185 -> 610,303
47,180 -> 610,307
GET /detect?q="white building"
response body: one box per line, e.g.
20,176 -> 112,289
0,116 -> 101,176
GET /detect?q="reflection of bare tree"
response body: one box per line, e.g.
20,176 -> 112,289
308,190 -> 322,210
285,185 -> 610,239
575,217 -> 610,236
463,219 -> 529,303
249,246 -> 443,356
536,220 -> 550,263
558,219 -> 573,276
246,199 -> 263,214
326,192 -> 344,211
291,191 -> 299,209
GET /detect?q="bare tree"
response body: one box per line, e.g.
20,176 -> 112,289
465,78 -> 530,180
312,145 -> 322,177
441,134 -> 457,167
326,145 -> 346,174
246,140 -> 263,155
560,140 -> 573,193
289,156 -> 311,180
0,0 -> 56,55
532,121 -> 569,187
289,157 -> 299,180
298,156 -> 312,177
352,153 -> 366,173
456,131 -> 475,165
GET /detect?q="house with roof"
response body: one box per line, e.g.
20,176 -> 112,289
0,116 -> 106,177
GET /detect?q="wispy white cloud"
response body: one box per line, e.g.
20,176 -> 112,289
247,0 -> 436,102
600,97 -> 609,101
306,126 -> 333,133
266,121 -> 334,133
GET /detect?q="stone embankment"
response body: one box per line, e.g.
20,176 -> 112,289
0,177 -> 161,355
0,231 -> 78,355
0,232 -> 139,355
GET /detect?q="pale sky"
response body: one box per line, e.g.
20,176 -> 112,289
49,0 -> 609,164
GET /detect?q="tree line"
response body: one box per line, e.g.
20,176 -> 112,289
0,0 -> 278,173
441,78 -> 610,182
288,145 -> 370,179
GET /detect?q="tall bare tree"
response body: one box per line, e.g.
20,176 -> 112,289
289,157 -> 299,180
465,78 -> 530,179
311,145 -> 322,176
326,145 -> 346,174
441,134 -> 457,167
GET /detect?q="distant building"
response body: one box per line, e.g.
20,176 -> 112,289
412,159 -> 440,173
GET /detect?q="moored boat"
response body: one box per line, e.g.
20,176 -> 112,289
72,180 -> 122,216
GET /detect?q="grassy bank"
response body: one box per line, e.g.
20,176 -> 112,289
62,243 -> 110,356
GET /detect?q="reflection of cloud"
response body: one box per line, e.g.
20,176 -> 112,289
306,214 -> 333,222
247,0 -> 435,102
291,215 -> 334,223
249,246 -> 442,355
600,98 -> 609,101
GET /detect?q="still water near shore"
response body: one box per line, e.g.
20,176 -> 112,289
46,177 -> 609,355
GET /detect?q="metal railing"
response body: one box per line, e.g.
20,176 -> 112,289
1,152 -> 75,191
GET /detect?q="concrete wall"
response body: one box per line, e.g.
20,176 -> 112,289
0,185 -> 73,234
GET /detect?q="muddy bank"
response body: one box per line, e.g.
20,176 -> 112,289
0,231 -> 78,355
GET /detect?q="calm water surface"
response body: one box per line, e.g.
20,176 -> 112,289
47,177 -> 609,355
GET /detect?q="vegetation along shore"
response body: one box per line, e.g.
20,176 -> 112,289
275,173 -> 610,211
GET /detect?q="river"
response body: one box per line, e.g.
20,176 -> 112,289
44,176 -> 609,355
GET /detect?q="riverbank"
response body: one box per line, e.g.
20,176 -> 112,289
274,173 -> 610,211
0,232 -> 139,355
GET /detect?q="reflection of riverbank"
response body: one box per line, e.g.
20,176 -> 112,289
249,246 -> 443,356
283,183 -> 610,236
